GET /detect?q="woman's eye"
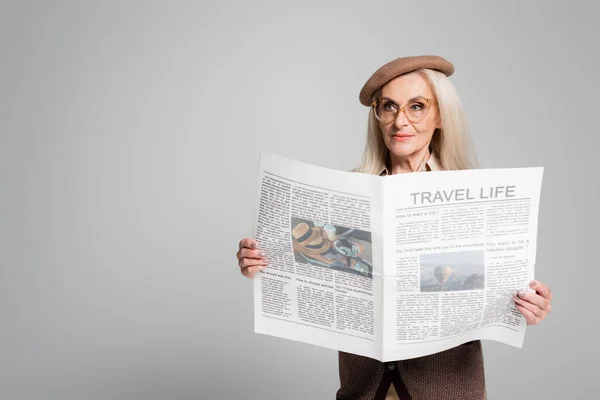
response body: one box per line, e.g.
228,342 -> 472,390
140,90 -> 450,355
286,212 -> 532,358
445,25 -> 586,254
409,102 -> 424,111
383,102 -> 397,111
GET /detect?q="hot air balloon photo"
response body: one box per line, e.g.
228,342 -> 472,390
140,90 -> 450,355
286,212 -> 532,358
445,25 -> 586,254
419,250 -> 485,292
433,265 -> 452,290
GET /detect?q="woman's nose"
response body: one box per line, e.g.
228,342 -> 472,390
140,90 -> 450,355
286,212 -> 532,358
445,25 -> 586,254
394,110 -> 410,128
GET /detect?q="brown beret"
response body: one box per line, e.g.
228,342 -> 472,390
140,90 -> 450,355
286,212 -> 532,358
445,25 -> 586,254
359,55 -> 454,106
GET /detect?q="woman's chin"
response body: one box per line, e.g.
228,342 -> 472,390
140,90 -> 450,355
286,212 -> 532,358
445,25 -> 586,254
387,142 -> 418,158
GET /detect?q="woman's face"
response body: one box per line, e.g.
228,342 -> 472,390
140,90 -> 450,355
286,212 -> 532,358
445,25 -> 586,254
378,72 -> 441,158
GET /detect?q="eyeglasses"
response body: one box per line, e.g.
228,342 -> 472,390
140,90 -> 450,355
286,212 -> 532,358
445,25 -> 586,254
371,96 -> 437,124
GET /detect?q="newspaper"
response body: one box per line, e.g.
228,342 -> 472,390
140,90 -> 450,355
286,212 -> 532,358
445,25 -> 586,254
252,151 -> 543,362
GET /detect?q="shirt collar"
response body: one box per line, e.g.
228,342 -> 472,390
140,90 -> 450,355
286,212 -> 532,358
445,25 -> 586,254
379,152 -> 442,176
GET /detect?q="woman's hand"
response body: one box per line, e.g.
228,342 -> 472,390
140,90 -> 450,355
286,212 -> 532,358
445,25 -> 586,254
236,238 -> 269,279
513,280 -> 553,325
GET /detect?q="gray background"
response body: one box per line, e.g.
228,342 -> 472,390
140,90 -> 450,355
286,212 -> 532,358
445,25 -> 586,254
1,1 -> 597,399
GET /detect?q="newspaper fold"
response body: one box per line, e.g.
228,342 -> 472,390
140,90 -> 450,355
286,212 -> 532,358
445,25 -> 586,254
252,151 -> 543,362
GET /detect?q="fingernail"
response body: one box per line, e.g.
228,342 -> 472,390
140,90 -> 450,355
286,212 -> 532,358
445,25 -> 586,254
530,280 -> 537,286
258,251 -> 265,257
251,242 -> 256,248
263,258 -> 270,264
518,290 -> 527,298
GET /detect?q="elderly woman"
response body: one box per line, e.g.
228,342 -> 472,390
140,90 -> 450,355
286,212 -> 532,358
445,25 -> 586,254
236,55 -> 553,400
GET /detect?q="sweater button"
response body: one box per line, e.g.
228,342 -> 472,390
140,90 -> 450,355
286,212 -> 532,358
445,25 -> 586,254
387,363 -> 395,371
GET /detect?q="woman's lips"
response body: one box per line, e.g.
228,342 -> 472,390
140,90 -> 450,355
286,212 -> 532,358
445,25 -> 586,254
392,134 -> 415,141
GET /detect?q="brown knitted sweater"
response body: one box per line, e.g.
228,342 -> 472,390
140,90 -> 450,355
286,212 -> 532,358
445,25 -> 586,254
335,341 -> 487,400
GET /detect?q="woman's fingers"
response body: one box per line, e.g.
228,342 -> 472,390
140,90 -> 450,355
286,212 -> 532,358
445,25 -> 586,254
236,238 -> 269,278
239,238 -> 257,250
513,282 -> 553,324
514,302 -> 541,325
515,290 -> 548,312
241,265 -> 267,279
513,293 -> 545,318
530,280 -> 553,301
243,264 -> 267,278
236,247 -> 269,267
237,247 -> 266,261
238,255 -> 269,269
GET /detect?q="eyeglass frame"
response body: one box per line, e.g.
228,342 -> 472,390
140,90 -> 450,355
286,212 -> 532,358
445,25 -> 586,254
370,96 -> 438,124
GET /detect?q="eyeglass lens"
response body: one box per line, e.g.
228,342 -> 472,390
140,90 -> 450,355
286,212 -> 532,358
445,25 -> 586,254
375,98 -> 431,123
